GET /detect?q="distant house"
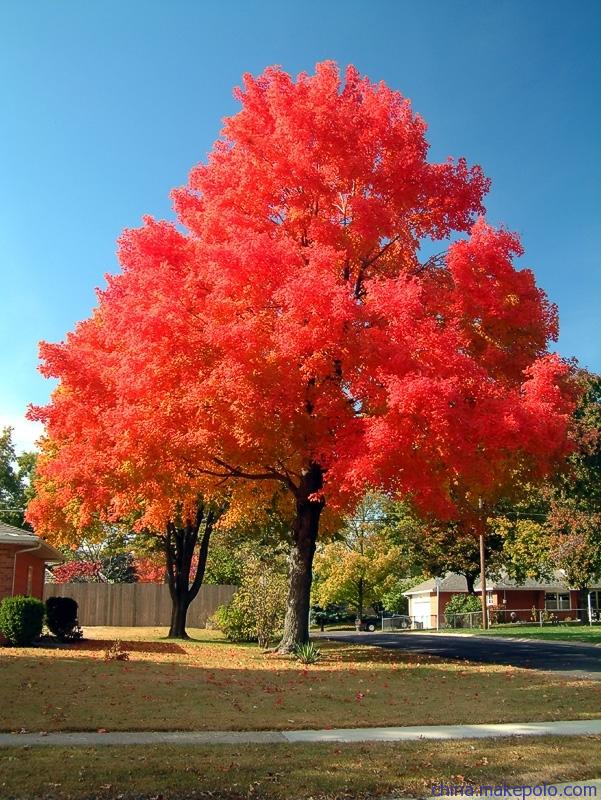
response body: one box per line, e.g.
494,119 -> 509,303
404,572 -> 601,629
0,522 -> 63,603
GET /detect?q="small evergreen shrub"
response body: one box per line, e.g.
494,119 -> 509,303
45,596 -> 83,642
0,595 -> 45,646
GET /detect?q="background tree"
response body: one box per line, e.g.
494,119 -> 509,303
29,63 -> 577,652
29,438 -> 224,638
313,494 -> 403,619
0,427 -> 37,529
49,526 -> 138,584
52,560 -> 103,583
492,371 -> 601,614
385,501 -> 504,593
134,556 -> 166,584
547,372 -> 601,612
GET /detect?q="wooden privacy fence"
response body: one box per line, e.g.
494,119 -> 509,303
44,583 -> 238,628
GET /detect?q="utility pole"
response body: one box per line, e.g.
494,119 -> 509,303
479,497 -> 488,630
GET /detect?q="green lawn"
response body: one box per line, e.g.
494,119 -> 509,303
1,626 -> 599,734
1,737 -> 600,799
440,624 -> 601,644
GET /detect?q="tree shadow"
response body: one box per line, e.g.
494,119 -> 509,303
71,638 -> 188,655
1,641 -> 598,736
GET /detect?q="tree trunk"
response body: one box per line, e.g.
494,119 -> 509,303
277,463 -> 324,653
169,593 -> 191,638
357,577 -> 364,621
164,504 -> 218,640
465,572 -> 477,595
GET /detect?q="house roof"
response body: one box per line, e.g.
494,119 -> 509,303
405,574 -> 471,595
0,522 -> 64,562
403,571 -> 601,596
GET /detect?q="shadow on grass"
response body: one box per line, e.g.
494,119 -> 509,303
70,638 -> 189,655
161,634 -> 258,650
1,635 -> 598,735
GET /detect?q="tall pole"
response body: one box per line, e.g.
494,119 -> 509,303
588,591 -> 593,628
479,497 -> 488,630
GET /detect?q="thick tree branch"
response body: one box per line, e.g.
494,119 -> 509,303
196,458 -> 299,495
189,509 -> 217,602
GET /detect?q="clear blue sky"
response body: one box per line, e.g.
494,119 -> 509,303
1,0 -> 599,452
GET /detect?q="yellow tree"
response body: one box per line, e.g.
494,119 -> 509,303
313,494 -> 403,620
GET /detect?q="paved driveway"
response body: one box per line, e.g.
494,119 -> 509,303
323,631 -> 601,678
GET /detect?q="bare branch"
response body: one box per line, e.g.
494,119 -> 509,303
362,235 -> 402,270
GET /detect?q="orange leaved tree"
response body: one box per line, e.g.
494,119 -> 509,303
26,228 -> 225,638
29,63 -> 576,651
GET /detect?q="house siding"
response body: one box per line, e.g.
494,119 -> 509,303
492,589 -> 543,611
0,546 -> 15,600
410,586 -> 589,627
0,544 -> 46,602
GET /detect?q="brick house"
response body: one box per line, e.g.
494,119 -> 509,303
0,521 -> 63,602
404,572 -> 601,629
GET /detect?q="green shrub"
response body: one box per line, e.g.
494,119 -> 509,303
45,596 -> 83,642
444,593 -> 482,628
0,595 -> 45,646
211,556 -> 288,647
212,603 -> 256,643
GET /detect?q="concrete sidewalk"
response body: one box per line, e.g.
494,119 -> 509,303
1,718 -> 600,748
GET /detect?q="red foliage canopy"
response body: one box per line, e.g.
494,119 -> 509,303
52,560 -> 102,584
133,556 -> 166,584
27,62 -> 576,540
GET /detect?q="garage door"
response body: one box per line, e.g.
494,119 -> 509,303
411,596 -> 432,629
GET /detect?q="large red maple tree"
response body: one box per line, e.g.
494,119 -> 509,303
29,63 -> 576,651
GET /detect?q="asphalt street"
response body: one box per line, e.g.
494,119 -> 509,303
323,631 -> 601,678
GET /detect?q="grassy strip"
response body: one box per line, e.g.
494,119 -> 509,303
1,736 -> 600,799
439,626 -> 601,644
1,627 -> 599,732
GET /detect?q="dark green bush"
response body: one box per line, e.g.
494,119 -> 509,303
0,595 -> 45,646
45,596 -> 83,641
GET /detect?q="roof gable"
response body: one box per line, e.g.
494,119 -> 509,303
0,521 -> 64,562
403,571 -> 601,595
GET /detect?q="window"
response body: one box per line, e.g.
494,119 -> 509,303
589,591 -> 601,611
545,592 -> 570,611
26,566 -> 33,596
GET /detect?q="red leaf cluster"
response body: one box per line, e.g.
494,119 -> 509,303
52,560 -> 102,583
